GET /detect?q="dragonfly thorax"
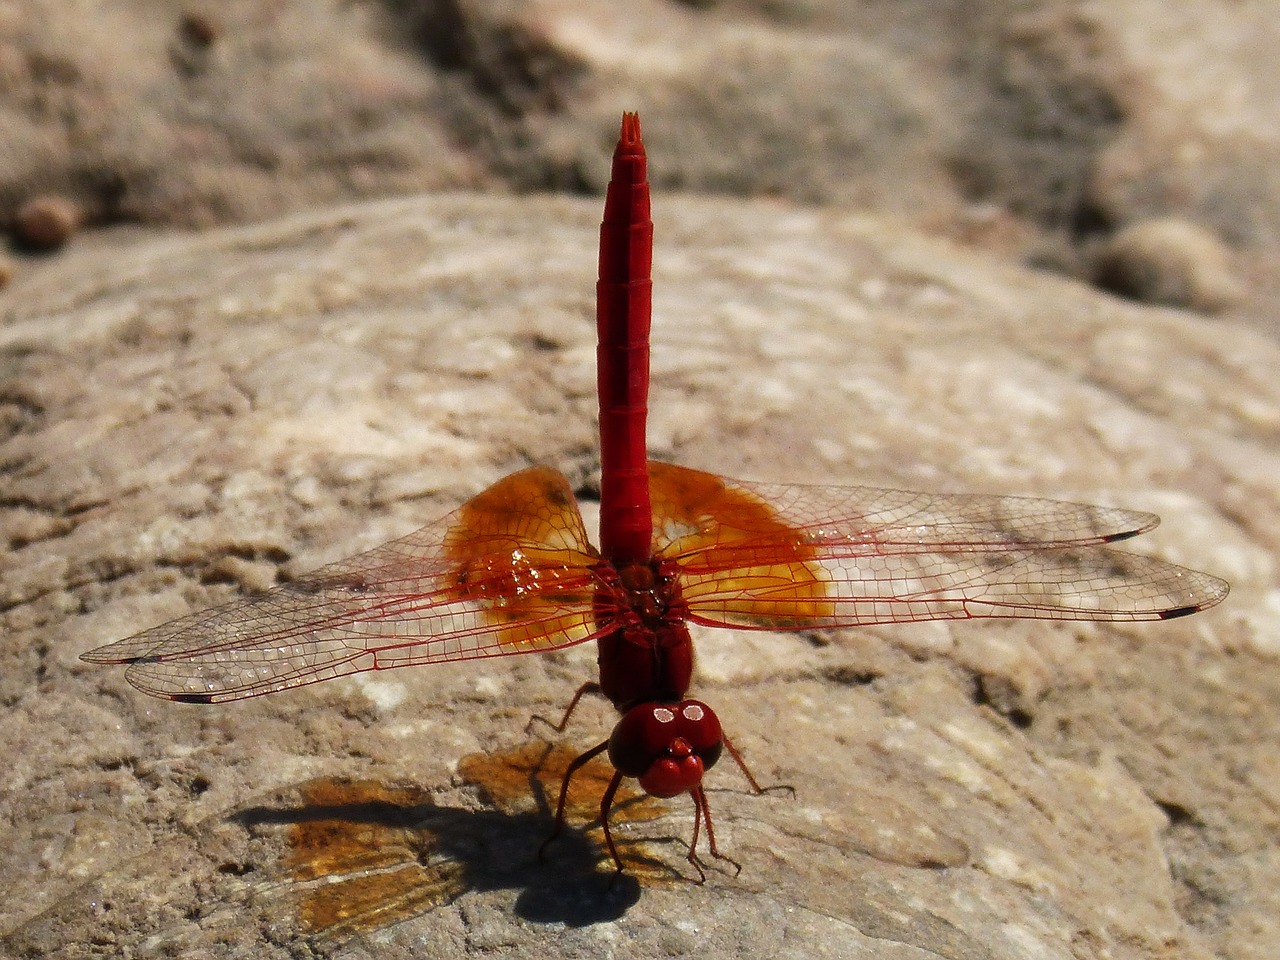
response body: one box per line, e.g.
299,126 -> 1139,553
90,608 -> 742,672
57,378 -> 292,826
615,559 -> 682,627
607,700 -> 724,798
596,557 -> 696,708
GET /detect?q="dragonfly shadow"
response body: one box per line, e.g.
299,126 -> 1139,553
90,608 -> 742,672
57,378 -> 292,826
228,745 -> 654,940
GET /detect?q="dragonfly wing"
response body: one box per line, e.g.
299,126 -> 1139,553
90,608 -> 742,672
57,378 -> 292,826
647,463 -> 1228,629
82,467 -> 613,702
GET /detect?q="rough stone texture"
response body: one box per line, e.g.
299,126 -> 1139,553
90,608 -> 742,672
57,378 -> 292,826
0,0 -> 478,229
0,192 -> 1274,959
2,0 -> 1279,957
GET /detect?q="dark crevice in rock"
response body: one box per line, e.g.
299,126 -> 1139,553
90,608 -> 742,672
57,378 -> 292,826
969,672 -> 1034,729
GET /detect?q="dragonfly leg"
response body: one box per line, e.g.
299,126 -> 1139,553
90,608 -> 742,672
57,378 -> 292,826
689,785 -> 740,880
598,767 -> 627,876
539,738 -> 609,862
722,732 -> 795,798
686,789 -> 707,883
525,681 -> 602,735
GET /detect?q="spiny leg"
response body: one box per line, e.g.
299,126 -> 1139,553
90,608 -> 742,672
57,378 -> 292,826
539,738 -> 609,862
691,785 -> 741,879
598,768 -> 627,876
723,732 -> 795,798
526,681 -> 602,735
685,790 -> 707,884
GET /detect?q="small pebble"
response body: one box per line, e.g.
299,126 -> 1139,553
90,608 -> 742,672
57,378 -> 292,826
179,11 -> 220,48
1094,217 -> 1244,313
14,195 -> 80,251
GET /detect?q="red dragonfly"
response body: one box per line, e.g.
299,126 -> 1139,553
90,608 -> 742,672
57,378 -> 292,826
84,113 -> 1228,879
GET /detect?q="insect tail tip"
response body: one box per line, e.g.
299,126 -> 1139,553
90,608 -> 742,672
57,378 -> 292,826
620,111 -> 642,144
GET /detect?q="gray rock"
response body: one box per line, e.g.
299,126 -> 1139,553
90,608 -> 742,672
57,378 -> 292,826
1094,218 -> 1244,312
0,191 -> 1271,959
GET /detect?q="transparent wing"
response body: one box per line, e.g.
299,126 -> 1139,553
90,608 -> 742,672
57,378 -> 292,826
82,467 -> 612,702
648,462 -> 1228,629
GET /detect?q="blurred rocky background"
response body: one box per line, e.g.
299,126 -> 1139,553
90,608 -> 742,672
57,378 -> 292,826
3,0 -> 1278,319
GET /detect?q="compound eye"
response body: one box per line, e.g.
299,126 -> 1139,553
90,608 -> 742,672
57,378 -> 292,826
607,703 -> 679,777
674,700 -> 723,768
606,700 -> 726,798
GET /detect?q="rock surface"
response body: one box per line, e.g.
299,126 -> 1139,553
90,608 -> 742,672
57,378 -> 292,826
2,1 -> 1279,957
0,191 -> 1273,959
1094,217 -> 1243,313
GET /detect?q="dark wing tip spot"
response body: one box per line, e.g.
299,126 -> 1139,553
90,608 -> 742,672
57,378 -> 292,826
1102,529 -> 1143,544
1159,605 -> 1201,620
172,693 -> 216,704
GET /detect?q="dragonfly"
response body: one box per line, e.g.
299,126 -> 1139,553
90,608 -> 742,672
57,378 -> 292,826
83,112 -> 1229,879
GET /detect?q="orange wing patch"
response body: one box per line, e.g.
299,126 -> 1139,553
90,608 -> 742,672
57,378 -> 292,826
443,467 -> 603,650
647,462 -> 835,626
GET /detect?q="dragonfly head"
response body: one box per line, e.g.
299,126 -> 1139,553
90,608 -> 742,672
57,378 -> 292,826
608,700 -> 723,798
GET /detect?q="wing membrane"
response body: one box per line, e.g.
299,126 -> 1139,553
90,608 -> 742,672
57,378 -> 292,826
82,467 -> 611,702
648,463 -> 1228,629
